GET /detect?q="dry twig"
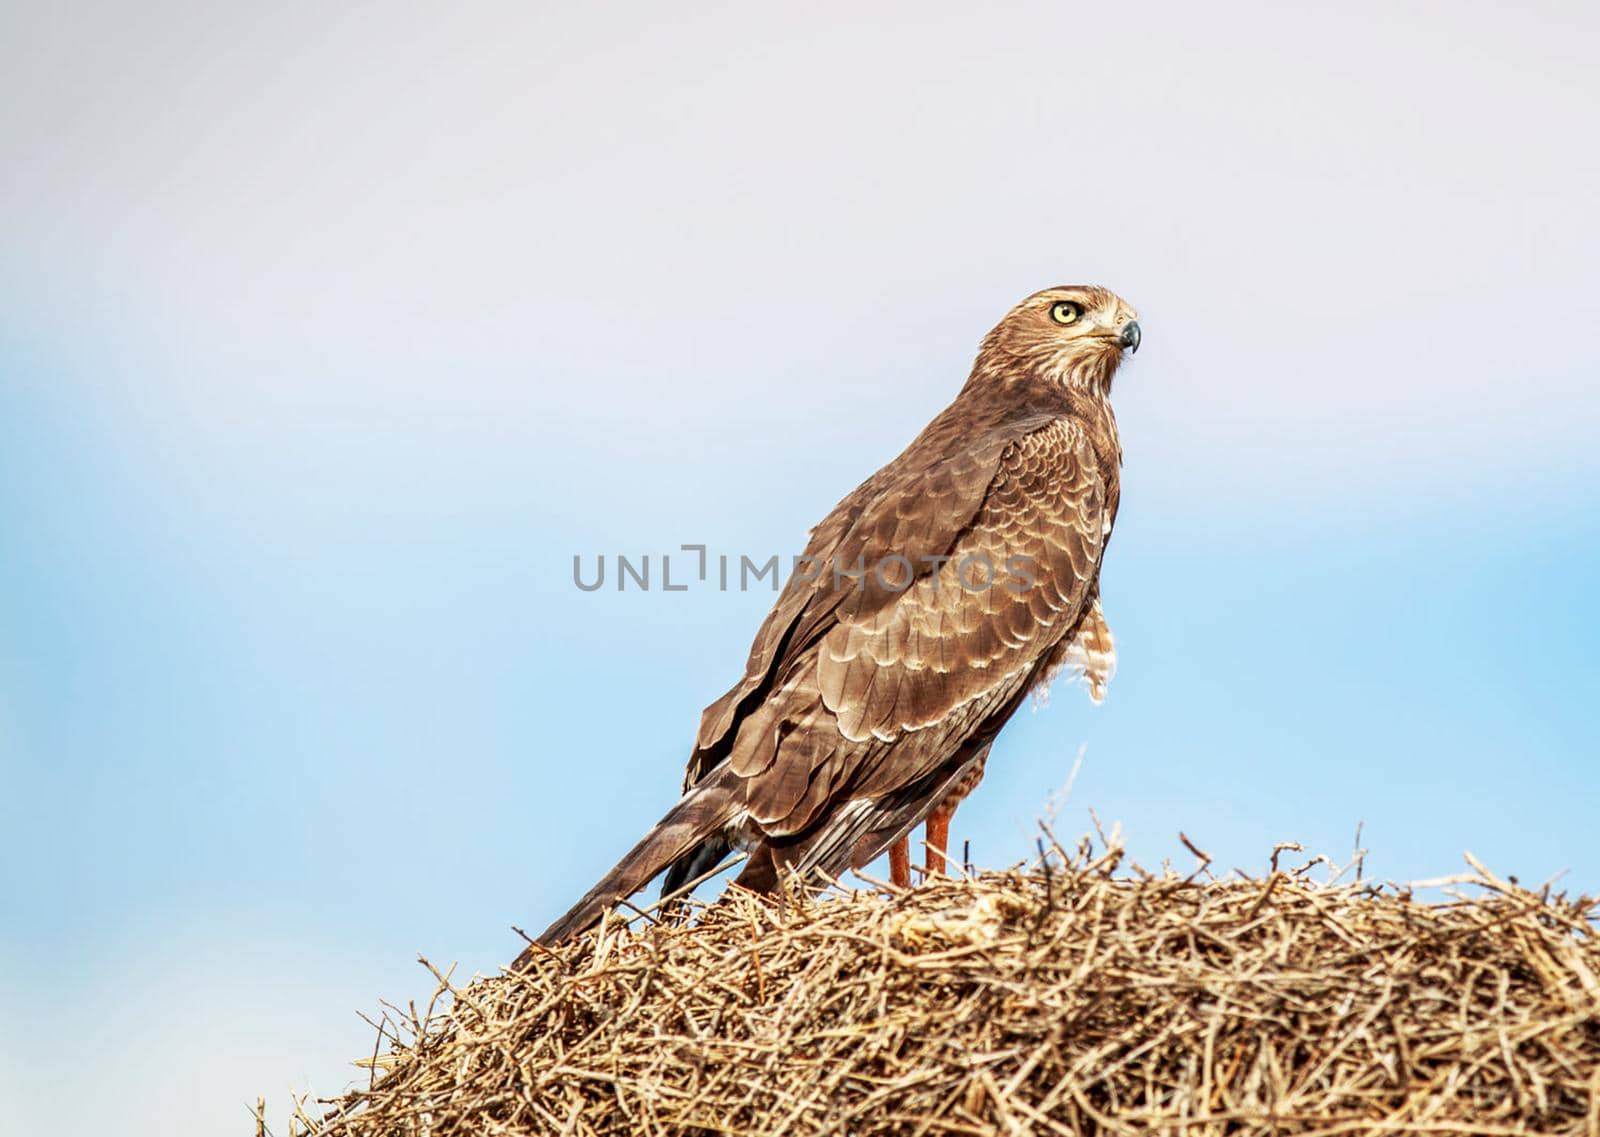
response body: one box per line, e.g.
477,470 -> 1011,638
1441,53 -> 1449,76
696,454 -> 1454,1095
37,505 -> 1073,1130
299,839 -> 1600,1136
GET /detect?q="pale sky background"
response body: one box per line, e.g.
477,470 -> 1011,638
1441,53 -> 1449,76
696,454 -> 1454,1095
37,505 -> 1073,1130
3,3 -> 1598,1134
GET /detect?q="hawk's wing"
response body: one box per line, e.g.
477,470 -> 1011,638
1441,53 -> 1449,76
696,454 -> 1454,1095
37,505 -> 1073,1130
688,410 -> 1062,780
815,418 -> 1108,746
712,418 -> 1111,833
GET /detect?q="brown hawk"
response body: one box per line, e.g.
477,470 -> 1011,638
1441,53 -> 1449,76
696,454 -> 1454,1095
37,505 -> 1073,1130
525,285 -> 1138,955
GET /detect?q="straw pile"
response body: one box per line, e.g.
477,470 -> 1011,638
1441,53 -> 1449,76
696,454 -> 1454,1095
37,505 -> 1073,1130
297,837 -> 1600,1136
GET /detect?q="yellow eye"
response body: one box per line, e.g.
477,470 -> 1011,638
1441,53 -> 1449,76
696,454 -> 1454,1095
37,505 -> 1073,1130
1049,301 -> 1081,325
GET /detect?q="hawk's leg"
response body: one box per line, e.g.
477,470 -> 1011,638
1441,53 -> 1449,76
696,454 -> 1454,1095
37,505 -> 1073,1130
889,836 -> 911,888
925,806 -> 954,877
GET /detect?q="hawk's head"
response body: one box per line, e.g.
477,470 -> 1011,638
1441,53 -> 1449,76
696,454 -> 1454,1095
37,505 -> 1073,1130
976,285 -> 1140,394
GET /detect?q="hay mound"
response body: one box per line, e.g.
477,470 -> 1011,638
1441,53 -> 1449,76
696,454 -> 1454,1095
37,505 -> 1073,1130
306,841 -> 1600,1136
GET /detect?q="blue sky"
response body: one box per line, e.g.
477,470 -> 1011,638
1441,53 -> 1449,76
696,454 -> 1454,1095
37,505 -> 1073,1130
3,3 -> 1598,1133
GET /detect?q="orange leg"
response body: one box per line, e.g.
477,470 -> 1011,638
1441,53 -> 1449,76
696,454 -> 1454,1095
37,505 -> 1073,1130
889,836 -> 911,888
925,806 -> 953,877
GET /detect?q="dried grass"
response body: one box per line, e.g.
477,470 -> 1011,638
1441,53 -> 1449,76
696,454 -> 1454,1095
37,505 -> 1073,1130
295,835 -> 1600,1136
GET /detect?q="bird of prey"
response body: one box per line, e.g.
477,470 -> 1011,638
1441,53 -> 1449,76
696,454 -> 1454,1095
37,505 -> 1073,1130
526,285 -> 1139,955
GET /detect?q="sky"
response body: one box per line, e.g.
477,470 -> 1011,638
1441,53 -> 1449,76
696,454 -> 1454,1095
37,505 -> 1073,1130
2,3 -> 1598,1133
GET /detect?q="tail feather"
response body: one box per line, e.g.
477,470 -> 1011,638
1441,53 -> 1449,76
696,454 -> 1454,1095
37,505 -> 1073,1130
660,834 -> 733,900
517,770 -> 740,962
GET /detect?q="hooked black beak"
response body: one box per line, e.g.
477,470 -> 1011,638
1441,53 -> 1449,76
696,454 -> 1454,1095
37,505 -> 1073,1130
1120,320 -> 1141,354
